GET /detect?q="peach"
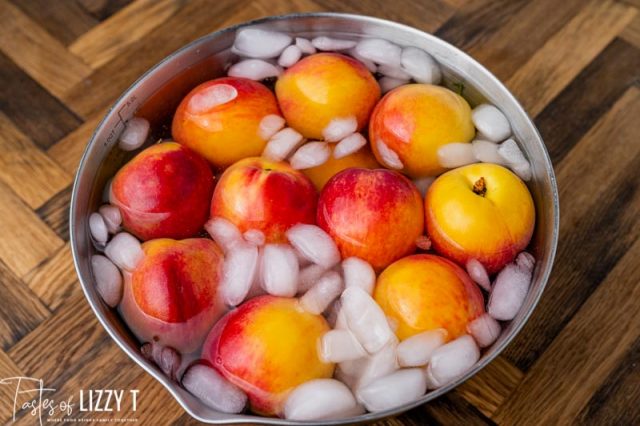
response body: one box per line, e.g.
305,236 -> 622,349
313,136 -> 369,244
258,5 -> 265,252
119,238 -> 225,353
302,144 -> 380,190
425,163 -> 535,274
111,142 -> 214,241
210,157 -> 317,243
369,84 -> 475,177
317,168 -> 423,271
374,254 -> 485,341
172,77 -> 281,168
275,53 -> 380,140
202,295 -> 333,416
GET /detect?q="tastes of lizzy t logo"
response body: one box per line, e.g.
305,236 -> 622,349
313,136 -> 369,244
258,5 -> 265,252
0,377 -> 140,424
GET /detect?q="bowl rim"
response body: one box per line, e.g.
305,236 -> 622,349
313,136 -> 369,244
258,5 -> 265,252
70,11 -> 560,425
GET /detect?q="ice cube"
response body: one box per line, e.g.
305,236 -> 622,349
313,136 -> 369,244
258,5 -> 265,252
104,232 -> 143,272
412,176 -> 435,197
498,138 -> 527,167
512,161 -> 532,181
342,257 -> 376,295
324,299 -> 342,328
243,229 -> 265,246
319,329 -> 367,363
119,117 -> 149,151
472,139 -> 507,165
278,45 -> 302,67
426,334 -> 480,389
300,271 -> 343,315
437,143 -> 477,168
415,235 -> 432,251
487,253 -> 534,321
516,251 -> 536,271
336,337 -> 398,390
182,364 -> 247,413
228,59 -> 282,81
341,287 -> 394,353
348,48 -> 377,73
378,76 -> 408,94
298,263 -> 327,294
232,28 -> 292,59
205,217 -> 243,253
355,38 -> 402,67
295,37 -> 316,54
284,379 -> 358,421
286,224 -> 341,268
141,341 -> 181,381
187,84 -> 237,114
98,204 -> 122,234
356,368 -> 427,412
466,258 -> 491,291
472,104 -> 511,142
378,64 -> 411,80
91,255 -> 123,307
221,243 -> 259,306
262,127 -> 304,162
333,133 -> 367,159
400,46 -> 441,84
467,313 -> 501,348
289,141 -> 331,169
312,36 -> 357,51
258,114 -> 286,141
260,244 -> 299,297
396,328 -> 447,367
89,212 -> 108,244
375,139 -> 403,170
322,116 -> 358,142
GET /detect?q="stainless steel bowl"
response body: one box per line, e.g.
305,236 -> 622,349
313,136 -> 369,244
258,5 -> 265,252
70,12 -> 559,425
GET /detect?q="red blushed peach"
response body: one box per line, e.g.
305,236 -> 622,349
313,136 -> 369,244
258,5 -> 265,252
369,83 -> 475,177
374,254 -> 485,341
111,142 -> 214,241
317,168 -> 424,271
275,53 -> 380,140
425,163 -> 535,274
119,238 -> 225,354
172,77 -> 281,168
202,296 -> 333,416
210,157 -> 317,243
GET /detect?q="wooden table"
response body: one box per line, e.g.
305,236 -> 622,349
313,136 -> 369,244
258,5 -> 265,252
0,0 -> 638,424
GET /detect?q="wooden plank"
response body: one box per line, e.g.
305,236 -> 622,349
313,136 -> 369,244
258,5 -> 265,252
494,237 -> 640,424
0,113 -> 72,210
0,0 -> 92,102
35,186 -> 73,242
0,180 -> 64,277
506,0 -> 636,117
77,0 -> 134,21
422,392 -> 496,425
70,0 -> 182,69
622,12 -> 640,48
0,349 -> 26,423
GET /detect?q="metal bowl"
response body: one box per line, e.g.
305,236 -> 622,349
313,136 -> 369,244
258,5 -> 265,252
70,12 -> 559,425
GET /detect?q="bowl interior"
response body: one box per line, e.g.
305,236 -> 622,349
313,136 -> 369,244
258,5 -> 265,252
70,13 -> 559,425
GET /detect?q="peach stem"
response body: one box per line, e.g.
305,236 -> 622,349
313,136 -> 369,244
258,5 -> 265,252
473,177 -> 487,197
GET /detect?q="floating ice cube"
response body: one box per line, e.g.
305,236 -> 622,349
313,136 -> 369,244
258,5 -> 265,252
319,329 -> 367,363
243,229 -> 265,246
286,224 -> 341,268
278,45 -> 302,67
258,114 -> 286,141
312,36 -> 357,51
228,59 -> 282,81
295,37 -> 316,54
355,38 -> 402,67
472,104 -> 511,142
188,84 -> 237,114
466,258 -> 491,291
298,264 -> 327,294
205,217 -> 243,253
341,287 -> 394,353
182,364 -> 247,413
437,143 -> 477,168
348,48 -> 377,73
487,252 -> 534,321
333,133 -> 367,159
376,139 -> 403,170
378,64 -> 411,80
337,337 -> 398,390
512,161 -> 532,181
378,76 -> 408,94
233,28 -> 292,59
400,46 -> 441,84
98,204 -> 122,234
467,313 -> 501,348
472,139 -> 507,165
91,255 -> 122,307
516,251 -> 536,271
426,335 -> 480,389
89,212 -> 108,244
300,271 -> 343,315
357,368 -> 427,412
342,257 -> 376,295
396,328 -> 447,367
412,176 -> 435,197
498,139 -> 527,167
322,116 -> 358,142
119,117 -> 149,151
141,342 -> 181,381
415,235 -> 432,251
104,232 -> 143,272
260,244 -> 299,297
289,141 -> 331,169
221,243 -> 259,306
284,379 -> 358,421
103,178 -> 113,203
262,127 -> 304,162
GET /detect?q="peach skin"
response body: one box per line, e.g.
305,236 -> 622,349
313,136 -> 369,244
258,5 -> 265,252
210,157 -> 317,243
425,163 -> 535,274
275,53 -> 380,140
172,77 -> 281,168
110,142 -> 214,241
202,295 -> 334,416
369,83 -> 475,177
119,238 -> 225,354
374,254 -> 485,341
317,168 -> 423,271
303,144 -> 380,190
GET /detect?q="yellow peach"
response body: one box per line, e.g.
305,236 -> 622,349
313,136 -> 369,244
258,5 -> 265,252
302,144 -> 380,190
